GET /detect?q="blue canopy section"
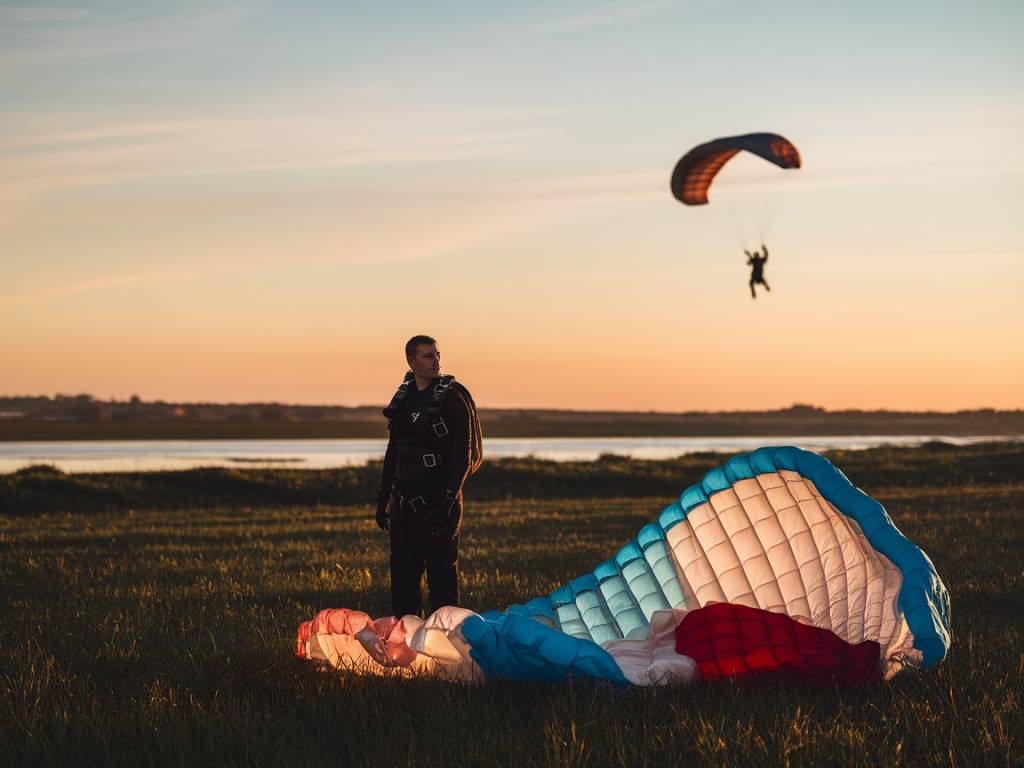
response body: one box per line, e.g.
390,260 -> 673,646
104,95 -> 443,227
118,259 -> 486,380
462,447 -> 951,680
460,613 -> 630,685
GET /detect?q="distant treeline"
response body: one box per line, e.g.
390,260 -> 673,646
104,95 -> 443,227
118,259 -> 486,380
1,394 -> 1021,440
2,441 -> 1022,516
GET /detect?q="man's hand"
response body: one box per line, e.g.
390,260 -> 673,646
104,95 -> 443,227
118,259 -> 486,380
429,503 -> 448,536
375,500 -> 389,532
429,504 -> 461,539
446,504 -> 462,540
429,489 -> 461,539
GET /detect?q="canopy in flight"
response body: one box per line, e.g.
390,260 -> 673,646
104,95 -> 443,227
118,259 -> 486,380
297,447 -> 950,686
670,133 -> 801,206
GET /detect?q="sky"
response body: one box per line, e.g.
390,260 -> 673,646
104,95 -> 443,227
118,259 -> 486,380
2,0 -> 1022,411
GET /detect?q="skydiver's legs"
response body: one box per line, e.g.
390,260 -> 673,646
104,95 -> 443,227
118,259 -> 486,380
750,278 -> 757,299
389,495 -> 426,618
425,498 -> 461,613
762,279 -> 771,292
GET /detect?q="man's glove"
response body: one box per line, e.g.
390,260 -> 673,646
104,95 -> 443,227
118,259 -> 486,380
430,489 -> 461,539
375,500 -> 389,532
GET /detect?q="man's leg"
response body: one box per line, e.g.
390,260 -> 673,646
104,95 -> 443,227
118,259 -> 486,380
762,278 -> 771,292
425,498 -> 461,614
750,278 -> 757,298
388,496 -> 426,618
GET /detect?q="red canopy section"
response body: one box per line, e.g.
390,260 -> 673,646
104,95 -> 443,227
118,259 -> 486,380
674,603 -> 882,687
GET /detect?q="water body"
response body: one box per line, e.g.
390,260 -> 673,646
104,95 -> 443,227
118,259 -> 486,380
0,435 -> 1015,474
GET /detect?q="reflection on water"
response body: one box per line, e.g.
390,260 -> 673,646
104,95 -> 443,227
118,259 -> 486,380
0,435 -> 1016,474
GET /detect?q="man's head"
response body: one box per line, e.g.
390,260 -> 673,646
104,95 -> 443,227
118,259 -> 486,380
405,335 -> 440,381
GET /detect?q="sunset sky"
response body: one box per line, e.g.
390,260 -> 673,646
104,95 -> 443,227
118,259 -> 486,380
2,1 -> 1022,411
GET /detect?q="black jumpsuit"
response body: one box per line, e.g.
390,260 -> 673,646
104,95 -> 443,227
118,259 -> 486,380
377,378 -> 473,618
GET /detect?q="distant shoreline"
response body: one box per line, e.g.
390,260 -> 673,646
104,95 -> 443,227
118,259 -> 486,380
1,408 -> 1021,441
5,435 -> 1018,475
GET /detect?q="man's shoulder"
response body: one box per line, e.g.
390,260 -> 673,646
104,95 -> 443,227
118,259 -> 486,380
441,379 -> 474,413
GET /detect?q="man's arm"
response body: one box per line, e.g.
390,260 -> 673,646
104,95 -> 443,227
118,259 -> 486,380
375,428 -> 398,530
441,388 -> 473,508
762,244 -> 768,261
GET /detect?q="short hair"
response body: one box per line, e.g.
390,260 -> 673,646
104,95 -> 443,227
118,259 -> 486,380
405,335 -> 437,362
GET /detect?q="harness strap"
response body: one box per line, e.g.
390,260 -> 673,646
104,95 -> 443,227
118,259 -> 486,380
426,374 -> 455,416
385,373 -> 462,468
396,491 -> 428,514
382,371 -> 416,422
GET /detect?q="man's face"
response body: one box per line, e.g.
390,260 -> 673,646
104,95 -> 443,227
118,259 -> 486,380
409,344 -> 441,380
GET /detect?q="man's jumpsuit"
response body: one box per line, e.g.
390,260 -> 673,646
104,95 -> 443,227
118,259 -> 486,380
376,377 -> 473,618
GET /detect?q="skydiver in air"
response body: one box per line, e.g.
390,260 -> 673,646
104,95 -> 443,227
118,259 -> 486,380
745,244 -> 770,299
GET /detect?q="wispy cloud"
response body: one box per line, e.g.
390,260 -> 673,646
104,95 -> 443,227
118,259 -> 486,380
0,186 -> 554,306
773,163 -> 1024,195
479,170 -> 665,207
523,0 -> 683,34
786,250 -> 1023,274
0,120 -> 195,153
0,6 -> 88,24
0,3 -> 247,69
1,268 -> 213,307
0,109 -> 544,210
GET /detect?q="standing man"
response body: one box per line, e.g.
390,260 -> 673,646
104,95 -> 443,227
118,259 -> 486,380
375,335 -> 481,619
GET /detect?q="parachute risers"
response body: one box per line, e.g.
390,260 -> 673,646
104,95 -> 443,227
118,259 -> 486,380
670,132 -> 801,206
297,447 -> 950,685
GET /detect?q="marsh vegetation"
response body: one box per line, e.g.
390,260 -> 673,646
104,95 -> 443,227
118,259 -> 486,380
1,444 -> 1021,766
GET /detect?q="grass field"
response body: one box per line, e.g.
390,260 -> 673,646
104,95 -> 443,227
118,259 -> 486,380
1,444 -> 1022,766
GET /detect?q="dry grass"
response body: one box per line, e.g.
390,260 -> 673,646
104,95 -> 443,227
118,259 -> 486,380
1,446 -> 1021,766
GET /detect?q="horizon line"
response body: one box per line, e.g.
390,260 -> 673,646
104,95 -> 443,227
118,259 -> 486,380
1,394 -> 1020,416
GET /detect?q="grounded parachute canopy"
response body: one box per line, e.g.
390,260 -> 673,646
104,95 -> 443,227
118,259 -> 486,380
670,133 -> 801,206
297,447 -> 950,686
